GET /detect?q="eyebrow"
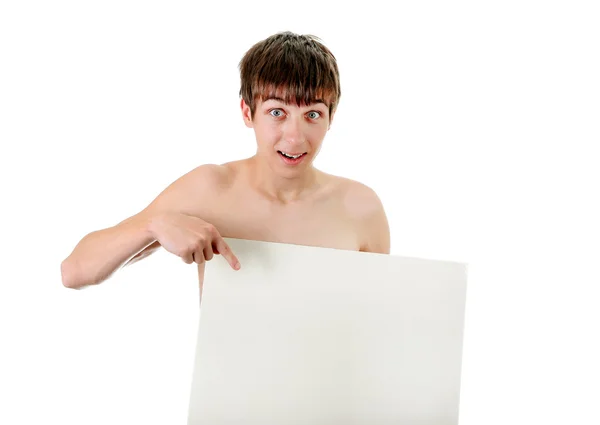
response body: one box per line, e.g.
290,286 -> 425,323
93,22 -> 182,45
263,96 -> 327,106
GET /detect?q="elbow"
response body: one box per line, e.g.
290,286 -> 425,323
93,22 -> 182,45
61,258 -> 86,289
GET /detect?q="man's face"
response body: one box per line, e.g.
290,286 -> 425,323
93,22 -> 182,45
241,95 -> 333,176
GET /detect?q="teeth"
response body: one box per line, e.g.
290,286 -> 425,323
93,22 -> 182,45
281,152 -> 303,159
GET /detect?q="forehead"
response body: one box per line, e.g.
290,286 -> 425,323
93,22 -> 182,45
259,95 -> 327,108
255,85 -> 332,108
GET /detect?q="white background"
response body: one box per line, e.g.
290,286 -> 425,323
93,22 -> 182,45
1,1 -> 598,424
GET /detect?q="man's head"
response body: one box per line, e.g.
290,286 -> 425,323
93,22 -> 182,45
238,31 -> 341,176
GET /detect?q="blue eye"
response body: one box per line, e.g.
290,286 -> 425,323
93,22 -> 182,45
270,109 -> 284,117
307,111 -> 321,120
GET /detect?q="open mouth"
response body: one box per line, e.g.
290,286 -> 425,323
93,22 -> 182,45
277,151 -> 307,164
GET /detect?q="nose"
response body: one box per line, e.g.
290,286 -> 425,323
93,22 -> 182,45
282,115 -> 305,146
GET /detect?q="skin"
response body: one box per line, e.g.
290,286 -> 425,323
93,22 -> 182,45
61,94 -> 390,302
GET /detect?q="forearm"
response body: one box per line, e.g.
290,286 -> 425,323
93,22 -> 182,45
61,215 -> 157,289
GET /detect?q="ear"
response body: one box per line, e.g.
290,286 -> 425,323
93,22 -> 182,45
240,98 -> 253,128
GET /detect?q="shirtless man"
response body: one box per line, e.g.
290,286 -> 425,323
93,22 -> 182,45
61,31 -> 391,300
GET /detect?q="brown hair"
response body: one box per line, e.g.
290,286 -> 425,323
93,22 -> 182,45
238,31 -> 341,120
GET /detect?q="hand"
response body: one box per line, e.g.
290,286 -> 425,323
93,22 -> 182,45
148,212 -> 240,270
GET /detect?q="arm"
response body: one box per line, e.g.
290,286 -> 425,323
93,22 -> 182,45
60,213 -> 157,289
360,197 -> 391,254
348,183 -> 391,254
60,164 -> 222,289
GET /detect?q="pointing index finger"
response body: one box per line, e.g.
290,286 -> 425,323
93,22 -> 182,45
215,237 -> 240,270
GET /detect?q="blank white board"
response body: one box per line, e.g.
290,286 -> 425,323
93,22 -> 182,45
188,238 -> 468,425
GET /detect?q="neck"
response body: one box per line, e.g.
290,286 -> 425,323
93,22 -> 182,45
246,155 -> 319,203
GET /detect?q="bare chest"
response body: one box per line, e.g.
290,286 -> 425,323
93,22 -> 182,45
206,194 -> 361,252
195,181 -> 362,300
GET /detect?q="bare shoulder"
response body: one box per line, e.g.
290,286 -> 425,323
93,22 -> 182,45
180,163 -> 234,191
341,178 -> 384,214
326,174 -> 391,254
321,173 -> 383,217
144,163 -> 234,216
119,163 -> 234,266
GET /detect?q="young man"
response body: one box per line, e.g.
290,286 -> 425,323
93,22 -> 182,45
61,31 -> 390,300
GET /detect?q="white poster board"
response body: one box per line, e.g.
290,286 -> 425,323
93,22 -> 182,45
188,238 -> 468,425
